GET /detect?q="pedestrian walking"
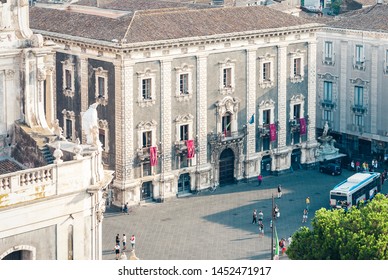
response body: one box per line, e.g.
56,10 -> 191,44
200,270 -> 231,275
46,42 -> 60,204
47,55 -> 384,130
277,184 -> 282,198
258,210 -> 264,224
258,223 -> 264,237
130,234 -> 136,249
302,208 -> 308,223
273,204 -> 280,219
356,161 -> 360,172
305,196 -> 310,211
122,234 -> 127,250
123,202 -> 129,214
350,160 -> 355,171
252,209 -> 257,224
257,174 -> 263,186
115,234 -> 120,245
114,243 -> 120,260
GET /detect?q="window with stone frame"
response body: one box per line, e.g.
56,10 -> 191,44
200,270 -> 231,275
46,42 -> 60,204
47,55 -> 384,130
293,58 -> 301,77
289,50 -> 305,83
384,49 -> 388,74
354,114 -> 364,127
323,110 -> 333,123
174,114 -> 194,146
142,131 -> 152,148
289,94 -> 305,125
355,45 -> 364,65
61,59 -> 75,97
323,41 -> 334,65
137,69 -> 156,107
324,81 -> 333,101
174,64 -> 193,101
98,120 -> 109,153
258,53 -> 275,88
62,109 -> 76,142
219,58 -> 236,95
180,124 -> 189,141
94,67 -> 108,105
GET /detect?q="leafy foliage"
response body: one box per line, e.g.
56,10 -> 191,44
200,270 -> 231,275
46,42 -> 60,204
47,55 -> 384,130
287,194 -> 388,260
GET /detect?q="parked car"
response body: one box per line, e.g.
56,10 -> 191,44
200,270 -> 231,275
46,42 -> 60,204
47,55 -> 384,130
319,163 -> 342,176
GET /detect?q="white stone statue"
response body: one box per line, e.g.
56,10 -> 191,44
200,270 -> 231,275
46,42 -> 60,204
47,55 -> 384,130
53,142 -> 63,164
82,102 -> 99,145
322,121 -> 329,137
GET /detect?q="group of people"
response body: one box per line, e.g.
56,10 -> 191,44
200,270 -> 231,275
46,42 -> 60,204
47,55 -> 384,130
350,159 -> 379,173
114,233 -> 136,260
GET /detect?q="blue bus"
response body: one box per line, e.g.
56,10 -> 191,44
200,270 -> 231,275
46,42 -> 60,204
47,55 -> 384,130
329,172 -> 382,209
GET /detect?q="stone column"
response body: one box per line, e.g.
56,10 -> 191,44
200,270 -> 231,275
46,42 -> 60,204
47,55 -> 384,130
370,45 -> 378,134
339,40 -> 348,132
277,45 -> 287,148
246,48 -> 257,178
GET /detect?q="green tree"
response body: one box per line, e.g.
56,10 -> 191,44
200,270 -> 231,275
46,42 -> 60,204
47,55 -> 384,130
330,0 -> 342,15
287,194 -> 388,260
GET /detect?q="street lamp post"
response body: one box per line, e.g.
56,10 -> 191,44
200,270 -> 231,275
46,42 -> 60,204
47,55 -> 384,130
271,193 -> 275,260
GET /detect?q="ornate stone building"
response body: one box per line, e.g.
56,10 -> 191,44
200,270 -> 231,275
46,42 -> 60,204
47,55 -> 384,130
0,0 -> 113,260
316,2 -> 388,162
29,0 -> 322,206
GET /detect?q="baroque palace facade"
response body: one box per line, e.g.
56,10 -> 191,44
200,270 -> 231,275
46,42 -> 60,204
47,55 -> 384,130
316,2 -> 388,162
29,0 -> 322,205
0,0 -> 113,259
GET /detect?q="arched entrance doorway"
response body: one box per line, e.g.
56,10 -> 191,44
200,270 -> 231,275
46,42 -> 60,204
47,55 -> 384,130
291,149 -> 301,170
0,246 -> 35,260
141,181 -> 153,201
219,148 -> 235,185
178,173 -> 191,193
261,155 -> 272,176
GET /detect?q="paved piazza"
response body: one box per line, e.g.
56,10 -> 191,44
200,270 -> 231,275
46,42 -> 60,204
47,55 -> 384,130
102,168 -> 387,260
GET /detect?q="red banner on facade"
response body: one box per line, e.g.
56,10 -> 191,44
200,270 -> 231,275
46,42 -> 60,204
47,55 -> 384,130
299,118 -> 306,135
270,123 -> 277,142
150,146 -> 158,166
186,140 -> 195,159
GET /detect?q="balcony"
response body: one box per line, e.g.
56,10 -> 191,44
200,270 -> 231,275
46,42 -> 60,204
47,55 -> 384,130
351,104 -> 367,114
136,147 -> 151,161
321,99 -> 336,110
353,60 -> 366,71
258,124 -> 270,137
208,128 -> 247,146
322,53 -> 335,66
289,119 -> 300,133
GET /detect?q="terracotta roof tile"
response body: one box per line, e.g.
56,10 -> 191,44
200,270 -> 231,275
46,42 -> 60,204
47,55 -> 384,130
0,159 -> 24,175
30,5 -> 318,43
327,4 -> 388,33
30,7 -> 132,42
124,6 -> 316,43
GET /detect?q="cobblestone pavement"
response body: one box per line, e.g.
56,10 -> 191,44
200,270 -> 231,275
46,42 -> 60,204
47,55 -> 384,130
102,168 -> 387,260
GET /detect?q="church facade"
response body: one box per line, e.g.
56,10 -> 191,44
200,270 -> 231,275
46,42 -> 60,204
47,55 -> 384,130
29,1 -> 322,205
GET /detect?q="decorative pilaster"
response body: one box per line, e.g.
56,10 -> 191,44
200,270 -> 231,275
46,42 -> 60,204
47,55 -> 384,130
80,56 -> 89,115
307,41 -> 317,142
115,58 -> 134,184
246,48 -> 256,156
196,55 -> 208,166
277,45 -> 287,148
339,40 -> 348,132
370,45 -> 378,134
160,59 -> 172,173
